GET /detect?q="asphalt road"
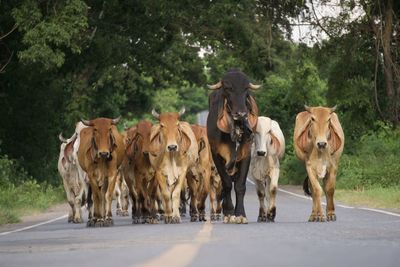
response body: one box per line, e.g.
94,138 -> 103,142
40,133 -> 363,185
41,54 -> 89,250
1,180 -> 399,267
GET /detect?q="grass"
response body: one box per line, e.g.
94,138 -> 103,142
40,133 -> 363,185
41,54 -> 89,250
0,180 -> 65,225
335,186 -> 400,210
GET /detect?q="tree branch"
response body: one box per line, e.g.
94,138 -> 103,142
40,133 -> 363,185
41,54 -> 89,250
309,0 -> 334,39
0,51 -> 14,74
0,24 -> 17,41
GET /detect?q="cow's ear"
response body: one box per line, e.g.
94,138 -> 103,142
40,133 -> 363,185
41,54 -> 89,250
86,130 -> 97,162
269,120 -> 285,159
63,135 -> 77,163
125,127 -> 138,158
247,95 -> 259,131
294,111 -> 312,155
149,124 -> 162,154
329,113 -> 344,154
109,128 -> 117,152
217,99 -> 232,133
179,126 -> 192,154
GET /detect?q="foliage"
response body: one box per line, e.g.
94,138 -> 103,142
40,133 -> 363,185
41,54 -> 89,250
0,154 -> 64,225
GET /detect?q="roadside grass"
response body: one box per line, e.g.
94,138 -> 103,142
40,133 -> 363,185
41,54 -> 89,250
0,181 -> 65,225
335,186 -> 400,210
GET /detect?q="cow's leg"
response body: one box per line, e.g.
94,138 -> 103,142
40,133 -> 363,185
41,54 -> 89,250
255,178 -> 267,222
147,177 -> 160,224
306,165 -> 325,222
156,171 -> 172,224
115,177 -> 123,216
121,181 -> 130,216
198,167 -> 211,222
87,178 -> 101,227
187,172 -> 199,222
209,181 -> 217,221
266,167 -> 279,222
233,155 -> 250,224
216,184 -> 223,221
62,177 -> 74,223
324,168 -> 337,221
104,171 -> 118,226
212,153 -> 235,223
72,176 -> 86,223
171,171 -> 187,224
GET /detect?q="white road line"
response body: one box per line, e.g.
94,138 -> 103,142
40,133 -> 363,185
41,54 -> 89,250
0,214 -> 68,236
246,178 -> 400,218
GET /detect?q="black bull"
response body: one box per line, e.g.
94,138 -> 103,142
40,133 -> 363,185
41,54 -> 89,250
206,70 -> 259,223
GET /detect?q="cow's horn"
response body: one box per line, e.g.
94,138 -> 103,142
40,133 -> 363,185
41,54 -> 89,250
59,133 -> 68,143
330,105 -> 337,113
81,118 -> 94,126
111,116 -> 121,125
152,109 -> 160,120
207,81 -> 222,90
304,105 -> 311,113
249,83 -> 261,90
178,107 -> 186,117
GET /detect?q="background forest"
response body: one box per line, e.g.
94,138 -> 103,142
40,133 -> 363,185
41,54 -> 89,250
0,0 -> 399,223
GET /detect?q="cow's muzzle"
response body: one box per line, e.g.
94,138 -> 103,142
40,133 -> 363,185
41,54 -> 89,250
167,144 -> 178,152
232,112 -> 247,121
98,151 -> 111,159
317,142 -> 327,149
257,151 -> 266,157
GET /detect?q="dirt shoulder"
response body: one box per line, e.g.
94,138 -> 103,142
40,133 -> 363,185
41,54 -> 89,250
0,203 -> 69,233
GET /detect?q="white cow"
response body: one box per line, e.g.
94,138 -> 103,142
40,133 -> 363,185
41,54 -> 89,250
57,122 -> 88,223
250,116 -> 285,222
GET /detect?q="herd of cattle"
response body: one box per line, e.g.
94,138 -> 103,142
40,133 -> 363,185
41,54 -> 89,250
57,69 -> 345,227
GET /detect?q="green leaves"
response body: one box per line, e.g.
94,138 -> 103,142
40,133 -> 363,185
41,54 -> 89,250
12,0 -> 88,70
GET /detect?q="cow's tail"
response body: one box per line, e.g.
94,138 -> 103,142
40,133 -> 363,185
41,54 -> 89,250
303,176 -> 312,197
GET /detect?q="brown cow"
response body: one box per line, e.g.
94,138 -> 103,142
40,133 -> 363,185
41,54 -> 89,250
149,109 -> 198,224
122,120 -> 160,224
186,124 -> 211,222
78,117 -> 124,227
294,105 -> 344,222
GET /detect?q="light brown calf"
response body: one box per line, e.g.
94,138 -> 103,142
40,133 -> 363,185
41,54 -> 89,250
294,106 -> 344,222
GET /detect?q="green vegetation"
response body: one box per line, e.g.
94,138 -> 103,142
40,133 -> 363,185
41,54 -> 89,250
0,155 -> 64,225
0,0 -> 399,219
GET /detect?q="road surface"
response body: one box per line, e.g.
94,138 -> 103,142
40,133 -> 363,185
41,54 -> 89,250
1,180 -> 399,267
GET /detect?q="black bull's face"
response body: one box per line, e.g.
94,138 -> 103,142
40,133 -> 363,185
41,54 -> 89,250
208,70 -> 260,143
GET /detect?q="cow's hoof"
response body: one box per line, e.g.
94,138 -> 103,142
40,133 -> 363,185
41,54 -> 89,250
190,215 -> 198,222
308,213 -> 326,222
267,207 -> 276,222
73,217 -> 84,224
104,217 -> 114,227
119,210 -> 129,217
216,214 -> 222,221
68,216 -> 74,223
199,213 -> 206,221
95,219 -> 105,227
132,217 -> 140,224
150,217 -> 159,224
164,216 -> 172,224
116,209 -> 123,216
171,216 -> 181,224
223,215 -> 236,224
327,214 -> 336,221
235,216 -> 248,224
257,216 -> 265,222
86,219 -> 96,227
210,214 -> 216,221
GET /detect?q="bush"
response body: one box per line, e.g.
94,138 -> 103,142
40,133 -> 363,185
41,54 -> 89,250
337,127 -> 400,189
0,154 -> 65,225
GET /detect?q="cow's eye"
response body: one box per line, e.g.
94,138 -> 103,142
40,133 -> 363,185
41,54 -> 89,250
160,123 -> 165,128
311,116 -> 315,121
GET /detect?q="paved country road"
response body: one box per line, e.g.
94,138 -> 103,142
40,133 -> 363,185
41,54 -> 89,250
1,181 -> 399,267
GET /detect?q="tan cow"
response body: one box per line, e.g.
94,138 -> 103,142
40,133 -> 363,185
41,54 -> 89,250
122,120 -> 160,224
250,116 -> 285,222
186,124 -> 211,222
294,105 -> 344,222
149,109 -> 198,224
209,164 -> 222,221
78,117 -> 125,227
